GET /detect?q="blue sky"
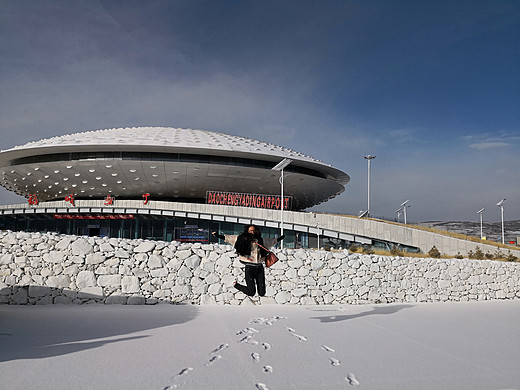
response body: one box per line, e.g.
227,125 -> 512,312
1,0 -> 519,222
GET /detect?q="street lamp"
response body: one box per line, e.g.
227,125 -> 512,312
272,158 -> 293,248
496,199 -> 506,244
364,155 -> 376,217
395,207 -> 403,223
401,200 -> 409,224
477,208 -> 485,240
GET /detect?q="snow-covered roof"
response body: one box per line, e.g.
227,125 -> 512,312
7,127 -> 325,165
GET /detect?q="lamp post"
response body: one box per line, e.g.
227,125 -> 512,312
401,200 -> 409,224
364,155 -> 376,217
496,199 -> 506,244
315,215 -> 320,249
477,208 -> 485,240
395,207 -> 403,223
272,158 -> 293,248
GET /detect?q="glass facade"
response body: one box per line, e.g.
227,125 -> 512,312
0,213 -> 419,252
0,213 -> 294,247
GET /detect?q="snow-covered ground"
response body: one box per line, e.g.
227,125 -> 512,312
1,301 -> 519,390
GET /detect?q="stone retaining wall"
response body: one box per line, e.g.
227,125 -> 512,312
1,230 -> 519,305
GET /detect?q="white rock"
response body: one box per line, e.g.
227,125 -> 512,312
176,250 -> 192,260
97,275 -> 121,288
178,266 -> 193,278
275,291 -> 291,304
86,253 -> 105,265
185,254 -> 202,269
300,296 -> 317,305
208,283 -> 222,295
114,249 -> 130,258
328,258 -> 342,268
121,276 -> 140,293
134,241 -> 156,253
148,254 -> 164,269
78,287 -> 104,299
99,243 -> 114,252
0,254 -> 14,265
298,267 -> 310,277
0,283 -> 10,295
292,288 -> 307,297
71,239 -> 94,256
216,254 -> 232,268
76,271 -> 96,289
172,285 -> 191,296
150,269 -> 168,278
200,294 -> 217,304
46,275 -> 71,288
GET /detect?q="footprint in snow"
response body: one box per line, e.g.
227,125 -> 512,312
286,327 -> 307,341
239,335 -> 259,345
346,373 -> 360,386
174,367 -> 193,378
321,345 -> 335,353
249,316 -> 286,326
329,358 -> 341,366
263,365 -> 273,373
165,367 -> 193,389
204,355 -> 221,366
261,342 -> 271,351
291,333 -> 307,342
251,352 -> 261,362
210,344 -> 228,355
236,327 -> 259,335
256,383 -> 269,390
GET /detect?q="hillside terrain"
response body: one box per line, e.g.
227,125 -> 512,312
418,220 -> 520,244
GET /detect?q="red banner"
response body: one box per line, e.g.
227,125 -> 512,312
53,214 -> 134,220
206,191 -> 291,210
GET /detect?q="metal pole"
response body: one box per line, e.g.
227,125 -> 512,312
364,155 -> 376,217
280,169 -> 284,249
480,212 -> 483,239
496,199 -> 506,244
501,206 -> 505,244
317,221 -> 320,249
403,205 -> 407,224
271,158 -> 292,249
477,208 -> 484,240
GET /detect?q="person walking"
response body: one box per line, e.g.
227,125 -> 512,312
212,225 -> 284,297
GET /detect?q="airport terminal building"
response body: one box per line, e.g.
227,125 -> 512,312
3,126 -> 518,257
0,127 -> 357,248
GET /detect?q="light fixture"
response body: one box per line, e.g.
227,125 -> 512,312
401,200 -> 410,224
271,158 -> 293,248
363,155 -> 376,217
496,199 -> 506,244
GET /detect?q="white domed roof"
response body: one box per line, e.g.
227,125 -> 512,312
0,127 -> 349,209
8,127 -> 326,166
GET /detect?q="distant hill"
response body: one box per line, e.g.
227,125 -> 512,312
418,220 -> 520,244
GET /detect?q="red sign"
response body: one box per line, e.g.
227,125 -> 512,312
142,193 -> 150,205
206,191 -> 291,210
104,194 -> 115,206
28,194 -> 38,205
64,194 -> 75,206
53,214 -> 134,220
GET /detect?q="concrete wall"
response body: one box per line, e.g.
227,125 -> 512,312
1,230 -> 519,305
